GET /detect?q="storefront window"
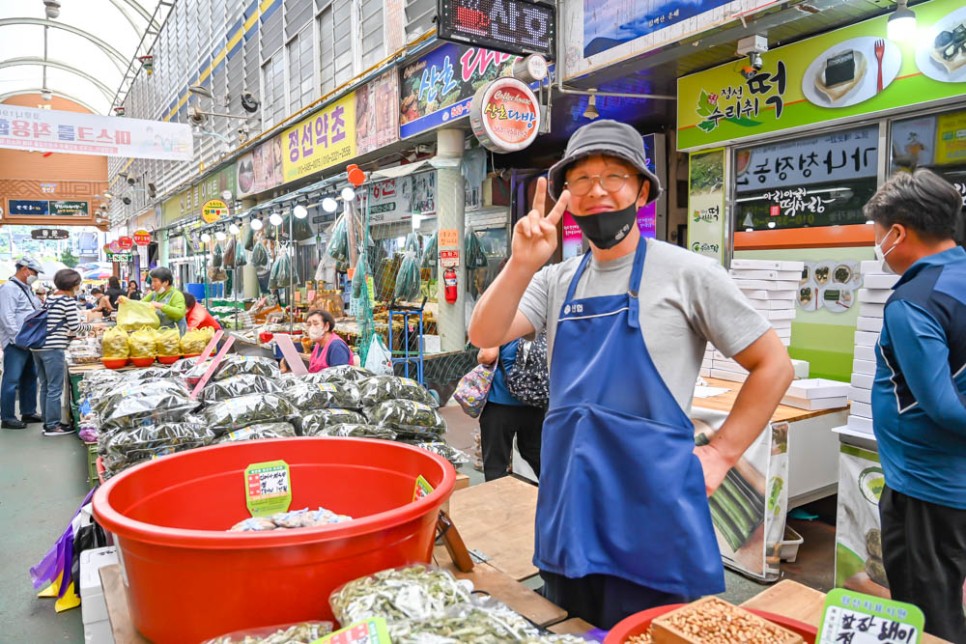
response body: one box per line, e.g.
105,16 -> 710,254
734,125 -> 880,232
890,108 -> 966,244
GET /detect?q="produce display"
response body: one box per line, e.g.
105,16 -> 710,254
330,566 -> 473,624
202,375 -> 282,404
156,328 -> 181,357
101,326 -> 130,359
181,327 -> 215,356
367,400 -> 446,440
229,507 -> 353,532
281,380 -> 361,412
205,393 -> 297,436
204,621 -> 333,644
630,597 -> 804,644
213,355 -> 281,382
314,423 -> 397,440
117,298 -> 160,332
389,601 -> 538,643
358,375 -> 438,410
298,410 -> 368,436
129,328 -> 158,359
214,422 -> 297,444
100,420 -> 213,474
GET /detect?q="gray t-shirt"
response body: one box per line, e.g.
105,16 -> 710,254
518,239 -> 771,413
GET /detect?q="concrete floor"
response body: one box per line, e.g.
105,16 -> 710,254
0,424 -> 87,642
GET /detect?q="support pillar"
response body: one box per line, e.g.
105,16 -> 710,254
435,129 -> 466,352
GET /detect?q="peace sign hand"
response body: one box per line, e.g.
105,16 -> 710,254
512,177 -> 571,274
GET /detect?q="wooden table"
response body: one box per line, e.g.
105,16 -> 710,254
695,378 -> 847,423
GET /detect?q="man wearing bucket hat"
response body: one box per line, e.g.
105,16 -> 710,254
0,256 -> 43,430
469,120 -> 793,627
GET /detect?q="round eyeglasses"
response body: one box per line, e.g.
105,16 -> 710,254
564,173 -> 639,196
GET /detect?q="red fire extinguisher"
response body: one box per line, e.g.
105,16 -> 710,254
443,267 -> 458,304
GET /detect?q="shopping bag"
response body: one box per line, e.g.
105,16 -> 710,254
364,335 -> 393,376
117,298 -> 160,331
454,363 -> 495,418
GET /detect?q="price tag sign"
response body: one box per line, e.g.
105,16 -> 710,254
412,475 -> 434,502
439,228 -> 459,250
313,618 -> 390,644
439,249 -> 460,268
245,460 -> 292,517
819,589 -> 924,644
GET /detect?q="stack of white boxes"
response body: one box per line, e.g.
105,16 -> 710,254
80,546 -> 118,644
704,259 -> 805,383
847,260 -> 899,435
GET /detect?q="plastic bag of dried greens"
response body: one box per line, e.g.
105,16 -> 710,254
120,366 -> 172,383
79,370 -> 123,397
317,364 -> 374,384
213,422 -> 297,444
99,420 -> 213,475
129,328 -> 158,359
389,598 -> 539,643
156,327 -> 181,357
101,326 -> 130,359
99,386 -> 201,431
180,327 -> 214,356
367,400 -> 446,440
93,379 -> 189,418
359,376 -> 437,409
205,393 -> 297,436
316,423 -> 397,440
465,230 -> 488,269
412,442 -> 471,467
202,374 -> 281,404
327,214 -> 348,263
421,231 -> 437,268
299,409 -> 368,436
203,621 -> 334,644
329,565 -> 473,626
213,355 -> 280,381
282,380 -> 360,412
394,250 -> 421,302
251,240 -> 270,269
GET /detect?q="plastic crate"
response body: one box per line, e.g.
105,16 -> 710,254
780,525 -> 804,563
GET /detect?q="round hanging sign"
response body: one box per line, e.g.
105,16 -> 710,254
117,236 -> 134,251
133,229 -> 151,246
109,240 -> 122,253
469,77 -> 541,154
201,199 -> 228,224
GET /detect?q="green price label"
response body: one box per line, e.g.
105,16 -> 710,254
244,460 -> 292,517
312,618 -> 390,644
412,475 -> 434,502
819,588 -> 924,643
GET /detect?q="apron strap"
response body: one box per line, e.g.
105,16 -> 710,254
626,240 -> 648,330
564,251 -> 594,303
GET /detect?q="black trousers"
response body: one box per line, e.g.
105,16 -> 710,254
478,402 -> 544,481
879,485 -> 966,642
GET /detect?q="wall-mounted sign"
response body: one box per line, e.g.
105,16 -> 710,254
30,228 -> 69,240
133,229 -> 152,246
438,0 -> 555,58
201,199 -> 228,224
117,236 -> 134,251
281,93 -> 357,184
49,200 -> 89,217
687,148 -> 727,264
470,78 -> 541,153
7,199 -> 89,217
108,252 -> 133,263
109,240 -> 122,253
439,249 -> 460,267
678,0 -> 966,150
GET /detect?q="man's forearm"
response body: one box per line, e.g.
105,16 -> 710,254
468,257 -> 536,348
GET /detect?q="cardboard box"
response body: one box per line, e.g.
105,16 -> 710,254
850,373 -> 874,390
847,414 -> 874,434
765,309 -> 796,321
849,386 -> 872,404
851,401 -> 873,419
856,316 -> 883,333
781,395 -> 849,411
859,302 -> 885,318
83,619 -> 114,644
786,378 -> 851,399
732,279 -> 800,291
861,260 -> 886,274
852,358 -> 876,376
791,359 -> 810,379
858,288 -> 891,304
854,345 -> 876,362
729,269 -> 803,281
751,299 -> 796,310
710,368 -> 748,383
710,359 -> 747,375
863,273 -> 900,289
770,320 -> 793,331
731,259 -> 805,272
80,547 -> 118,626
854,331 -> 880,347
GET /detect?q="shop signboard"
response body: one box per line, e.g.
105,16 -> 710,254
8,199 -> 49,216
936,110 -> 966,165
117,236 -> 134,251
678,0 -> 966,150
470,77 -> 541,153
282,93 -> 357,184
30,228 -> 69,240
438,0 -> 555,58
201,199 -> 228,224
368,173 -> 439,224
687,148 -> 727,263
237,135 -> 284,197
563,0 -> 774,81
399,43 -> 520,139
133,229 -> 152,246
356,71 -> 400,157
48,200 -> 89,217
163,165 -> 237,226
0,104 -> 193,160
108,252 -> 134,263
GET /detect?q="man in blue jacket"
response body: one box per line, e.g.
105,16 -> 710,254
866,168 -> 966,642
0,257 -> 43,429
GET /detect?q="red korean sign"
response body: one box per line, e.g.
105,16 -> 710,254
133,229 -> 151,246
117,236 -> 134,251
470,77 -> 540,153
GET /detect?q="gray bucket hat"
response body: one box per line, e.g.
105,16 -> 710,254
547,120 -> 661,204
15,256 -> 43,274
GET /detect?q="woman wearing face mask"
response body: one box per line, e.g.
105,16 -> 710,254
304,310 -> 351,372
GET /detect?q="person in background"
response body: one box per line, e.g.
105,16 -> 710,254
0,257 -> 43,430
33,269 -> 101,437
89,287 -> 113,319
468,120 -> 792,628
126,279 -> 142,301
305,310 -> 351,372
183,293 -> 222,332
476,341 -> 544,481
33,282 -> 48,305
127,267 -> 186,334
865,169 -> 966,642
105,276 -> 124,309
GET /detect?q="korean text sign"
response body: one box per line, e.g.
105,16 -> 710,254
282,93 -> 357,183
0,105 -> 193,161
678,0 -> 966,150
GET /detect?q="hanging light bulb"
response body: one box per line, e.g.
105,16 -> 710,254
228,223 -> 240,236
341,187 -> 356,202
200,232 -> 211,243
215,230 -> 227,241
293,204 -> 308,219
250,218 -> 263,231
887,0 -> 917,41
322,197 -> 339,213
269,213 -> 283,227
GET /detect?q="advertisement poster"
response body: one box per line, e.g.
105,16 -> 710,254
282,93 -> 357,183
678,0 -> 966,150
561,212 -> 583,260
399,43 -> 519,139
563,0 -> 774,81
936,110 -> 966,165
0,104 -> 193,160
368,174 -> 438,224
692,408 -> 789,582
237,135 -> 283,197
356,71 -> 400,156
798,260 -> 861,313
687,148 -> 726,263
835,445 -> 889,596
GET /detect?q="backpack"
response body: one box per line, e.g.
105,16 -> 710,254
15,304 -> 66,350
505,332 -> 549,408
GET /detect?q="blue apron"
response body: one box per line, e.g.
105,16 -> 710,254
533,239 -> 724,597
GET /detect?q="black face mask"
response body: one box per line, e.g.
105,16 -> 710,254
571,201 -> 638,250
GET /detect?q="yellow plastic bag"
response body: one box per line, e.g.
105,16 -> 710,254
117,299 -> 160,332
156,328 -> 181,357
180,327 -> 214,356
101,326 -> 130,359
129,328 -> 158,359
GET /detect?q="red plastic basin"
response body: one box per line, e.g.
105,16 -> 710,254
92,437 -> 456,643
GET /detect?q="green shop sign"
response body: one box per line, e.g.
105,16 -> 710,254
677,0 -> 966,150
